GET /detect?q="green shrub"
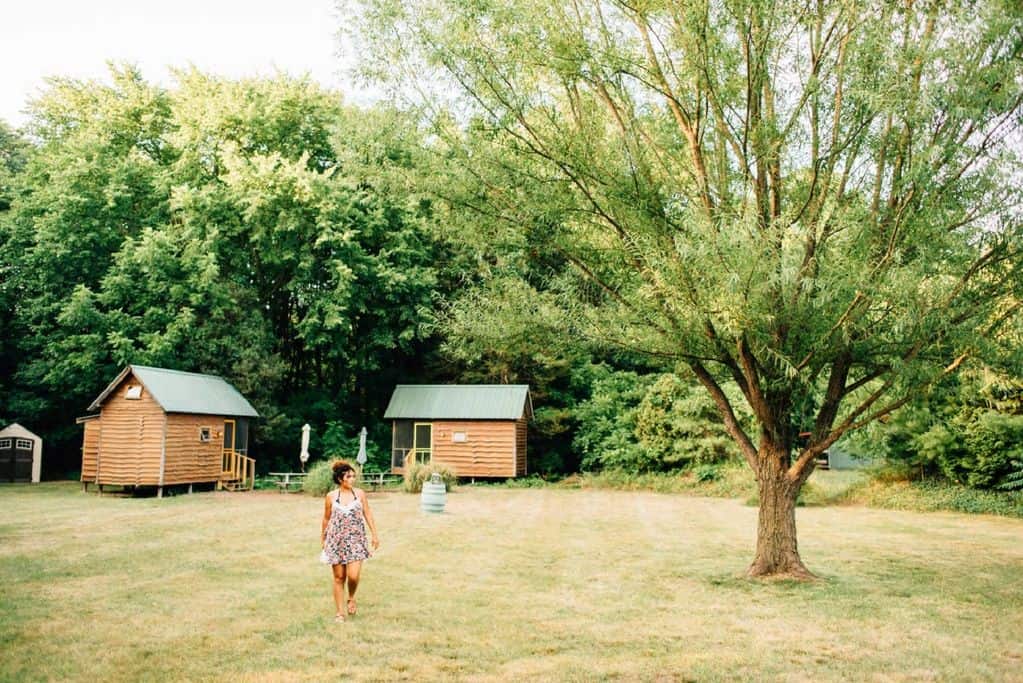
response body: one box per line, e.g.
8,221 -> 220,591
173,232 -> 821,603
503,474 -> 553,488
838,478 -> 1023,517
956,412 -> 1023,488
572,365 -> 749,474
403,462 -> 457,493
795,481 -> 826,506
845,404 -> 942,480
635,373 -> 751,467
572,365 -> 654,471
466,474 -> 553,489
302,459 -> 335,496
855,373 -> 1023,490
997,460 -> 1023,491
576,463 -> 755,497
253,477 -> 280,491
867,460 -> 920,484
693,464 -> 720,482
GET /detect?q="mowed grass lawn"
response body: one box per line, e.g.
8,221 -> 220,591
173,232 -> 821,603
2,482 -> 1022,682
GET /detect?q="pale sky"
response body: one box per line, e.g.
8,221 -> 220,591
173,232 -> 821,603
0,0 -> 369,128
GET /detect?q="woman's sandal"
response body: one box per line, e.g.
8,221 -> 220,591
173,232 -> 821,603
334,613 -> 346,623
347,599 -> 357,615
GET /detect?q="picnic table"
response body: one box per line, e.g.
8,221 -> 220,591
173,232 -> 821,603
360,471 -> 402,490
268,472 -> 307,493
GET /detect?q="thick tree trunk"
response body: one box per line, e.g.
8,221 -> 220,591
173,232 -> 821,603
747,462 -> 815,580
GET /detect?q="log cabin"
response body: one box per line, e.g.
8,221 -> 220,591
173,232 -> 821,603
384,384 -> 532,478
79,365 -> 259,496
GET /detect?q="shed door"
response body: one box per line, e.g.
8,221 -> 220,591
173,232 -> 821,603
0,438 -> 13,482
0,437 -> 32,482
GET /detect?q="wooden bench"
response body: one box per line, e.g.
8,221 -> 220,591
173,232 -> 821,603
268,472 -> 307,493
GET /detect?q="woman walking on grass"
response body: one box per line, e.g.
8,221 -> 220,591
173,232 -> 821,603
321,460 -> 379,622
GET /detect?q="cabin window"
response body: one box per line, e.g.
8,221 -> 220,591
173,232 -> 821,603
125,385 -> 143,399
392,420 -> 414,470
16,439 -> 32,450
199,427 -> 212,442
0,439 -> 10,449
452,431 -> 468,443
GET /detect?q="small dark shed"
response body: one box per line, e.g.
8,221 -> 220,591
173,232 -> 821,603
79,365 -> 259,496
384,384 -> 532,478
0,423 -> 42,483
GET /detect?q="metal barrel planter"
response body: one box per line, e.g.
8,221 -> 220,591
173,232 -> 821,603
420,472 -> 447,513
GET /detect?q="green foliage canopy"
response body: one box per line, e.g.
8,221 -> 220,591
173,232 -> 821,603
0,65 -> 444,470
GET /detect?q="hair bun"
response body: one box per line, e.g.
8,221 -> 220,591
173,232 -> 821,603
331,459 -> 355,484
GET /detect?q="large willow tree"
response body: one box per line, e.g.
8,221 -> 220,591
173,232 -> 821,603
351,0 -> 1023,577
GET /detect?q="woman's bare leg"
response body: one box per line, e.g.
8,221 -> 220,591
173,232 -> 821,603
345,560 -> 362,613
331,564 -> 347,619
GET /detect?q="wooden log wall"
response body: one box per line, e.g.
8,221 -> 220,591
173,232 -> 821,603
432,420 -> 517,477
80,419 -> 100,481
95,373 -> 165,485
515,418 -> 527,476
163,414 -> 223,484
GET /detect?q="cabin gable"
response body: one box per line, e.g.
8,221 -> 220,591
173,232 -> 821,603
95,371 -> 166,485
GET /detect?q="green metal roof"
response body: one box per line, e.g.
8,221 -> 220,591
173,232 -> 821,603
88,365 -> 259,418
384,385 -> 532,420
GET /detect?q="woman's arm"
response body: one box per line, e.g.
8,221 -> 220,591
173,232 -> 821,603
358,488 -> 380,549
321,493 -> 332,546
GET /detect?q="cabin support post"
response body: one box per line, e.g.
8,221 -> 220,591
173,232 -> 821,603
157,486 -> 163,498
188,483 -> 193,494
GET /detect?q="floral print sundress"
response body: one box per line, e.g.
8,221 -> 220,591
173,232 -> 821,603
320,490 -> 371,566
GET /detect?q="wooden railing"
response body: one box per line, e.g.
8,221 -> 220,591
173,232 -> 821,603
268,471 -> 307,492
360,471 -> 402,490
220,449 -> 255,491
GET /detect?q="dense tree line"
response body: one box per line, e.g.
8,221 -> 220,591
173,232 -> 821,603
0,67 -> 451,474
0,66 -> 653,475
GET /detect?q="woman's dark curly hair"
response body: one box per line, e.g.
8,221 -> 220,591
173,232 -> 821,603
331,460 -> 356,484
